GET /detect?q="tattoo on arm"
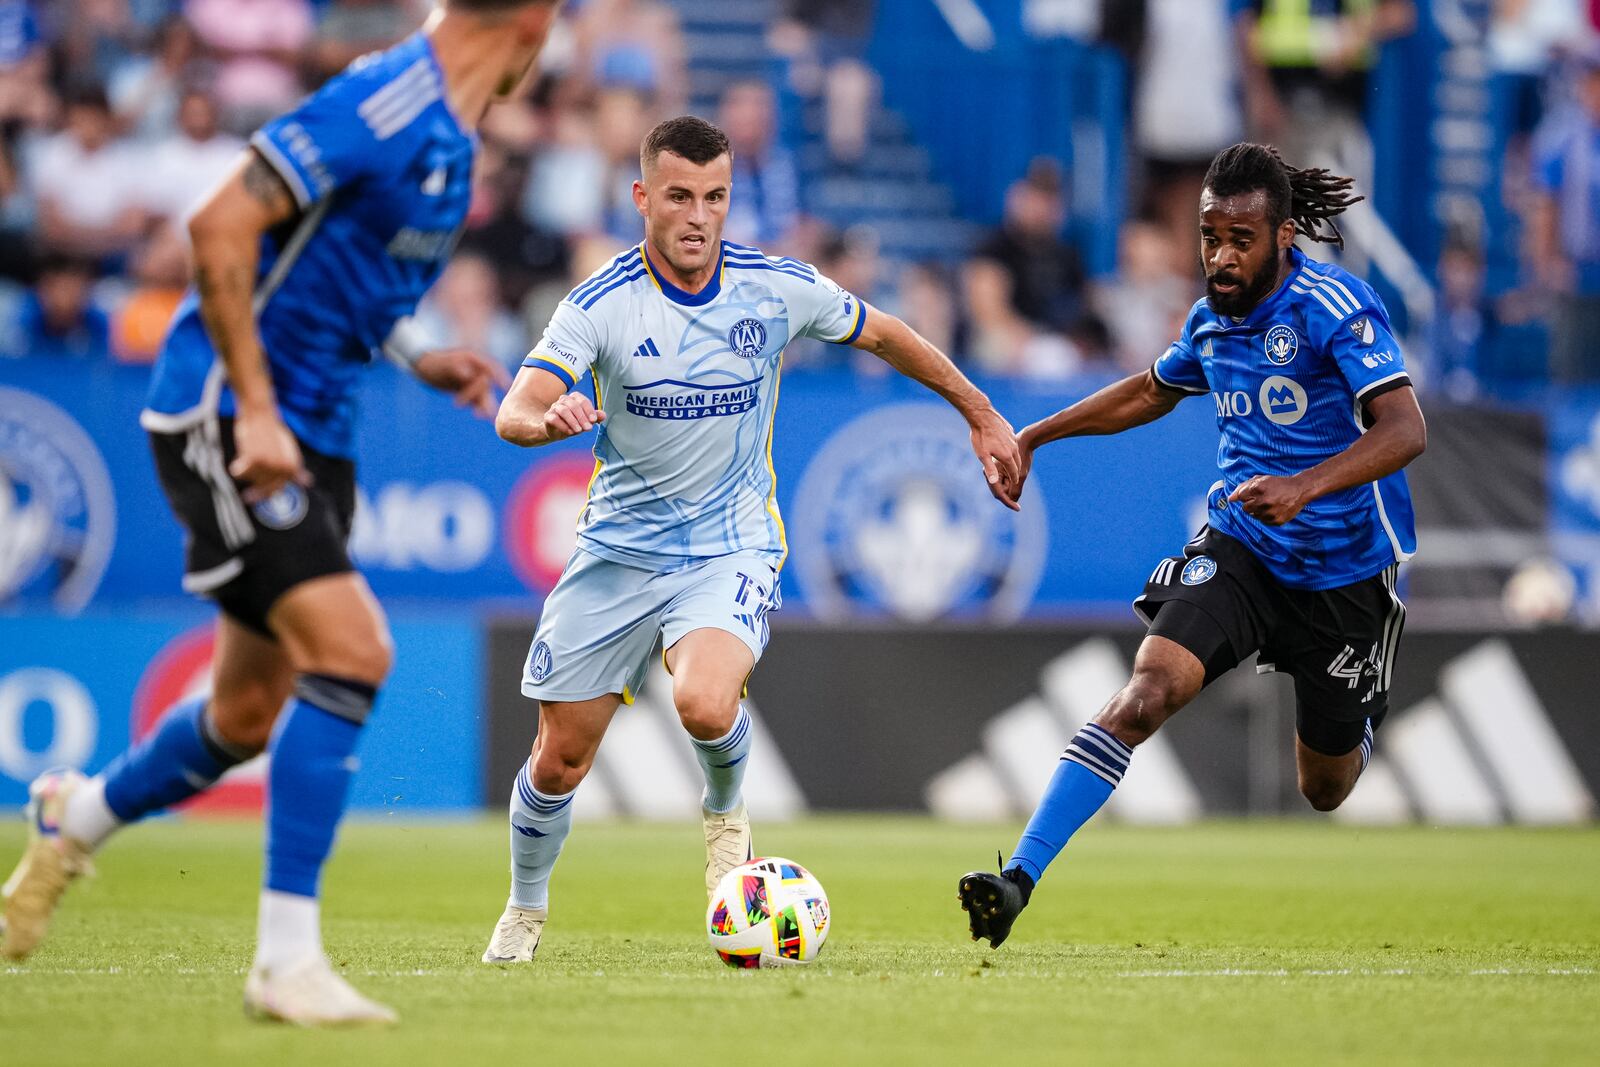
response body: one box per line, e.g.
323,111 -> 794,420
242,152 -> 297,217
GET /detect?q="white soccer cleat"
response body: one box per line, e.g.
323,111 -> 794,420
244,957 -> 399,1027
3,768 -> 95,961
481,904 -> 547,963
703,802 -> 752,898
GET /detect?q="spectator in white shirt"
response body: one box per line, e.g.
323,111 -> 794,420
139,87 -> 243,223
29,84 -> 147,265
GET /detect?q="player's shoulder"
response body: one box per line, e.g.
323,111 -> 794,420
720,241 -> 819,285
305,33 -> 444,141
1287,252 -> 1382,327
564,245 -> 648,314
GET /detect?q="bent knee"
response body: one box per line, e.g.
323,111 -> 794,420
1299,778 -> 1351,812
673,683 -> 739,741
299,625 -> 394,685
530,747 -> 591,795
1098,671 -> 1191,744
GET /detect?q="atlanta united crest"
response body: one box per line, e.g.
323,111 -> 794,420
1265,325 -> 1299,366
728,318 -> 767,359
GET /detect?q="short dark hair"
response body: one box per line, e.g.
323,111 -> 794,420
641,116 -> 732,171
1201,142 -> 1362,248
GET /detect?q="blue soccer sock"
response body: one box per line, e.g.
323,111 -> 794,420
255,675 -> 373,973
263,676 -> 373,899
1006,722 -> 1134,884
507,758 -> 575,911
84,696 -> 254,842
690,704 -> 751,814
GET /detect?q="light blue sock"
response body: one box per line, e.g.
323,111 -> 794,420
690,705 -> 751,814
508,759 -> 575,910
1006,722 -> 1133,884
264,675 -> 373,898
101,696 -> 254,822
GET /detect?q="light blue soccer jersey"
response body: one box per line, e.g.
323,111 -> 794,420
1152,247 -> 1417,590
142,32 -> 475,458
524,240 -> 865,572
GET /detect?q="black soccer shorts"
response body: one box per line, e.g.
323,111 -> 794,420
1134,526 -> 1406,756
149,416 -> 357,637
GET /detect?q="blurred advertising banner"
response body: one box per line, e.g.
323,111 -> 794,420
0,611 -> 483,813
479,620 -> 1597,825
0,357 -> 1580,623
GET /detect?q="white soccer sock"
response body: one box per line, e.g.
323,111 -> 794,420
690,705 -> 752,814
508,759 -> 575,911
59,776 -> 123,849
253,889 -> 324,973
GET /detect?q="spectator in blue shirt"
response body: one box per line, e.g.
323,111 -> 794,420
1531,45 -> 1600,384
0,254 -> 110,359
719,79 -> 801,247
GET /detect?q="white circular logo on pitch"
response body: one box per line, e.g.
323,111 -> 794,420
1259,375 -> 1308,426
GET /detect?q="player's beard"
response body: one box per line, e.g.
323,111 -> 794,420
1205,264 -> 1277,319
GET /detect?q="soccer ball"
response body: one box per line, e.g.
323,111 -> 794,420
706,856 -> 830,968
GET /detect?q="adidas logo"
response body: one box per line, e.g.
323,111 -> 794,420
632,337 -> 662,359
1336,640 -> 1593,826
926,639 -> 1203,825
924,638 -> 1593,827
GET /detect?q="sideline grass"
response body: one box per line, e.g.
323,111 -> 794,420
2,817 -> 1597,1065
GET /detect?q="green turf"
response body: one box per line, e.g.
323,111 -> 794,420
2,817 -> 1597,1065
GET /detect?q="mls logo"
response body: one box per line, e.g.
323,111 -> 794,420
728,318 -> 768,359
1181,557 -> 1217,585
1349,316 -> 1376,345
1264,324 -> 1299,366
1259,374 -> 1308,426
528,640 -> 554,684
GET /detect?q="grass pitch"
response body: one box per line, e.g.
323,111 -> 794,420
1,817 -> 1596,1066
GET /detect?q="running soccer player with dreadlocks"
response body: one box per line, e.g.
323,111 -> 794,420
958,143 -> 1426,947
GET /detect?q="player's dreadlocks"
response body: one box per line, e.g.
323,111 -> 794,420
1202,143 -> 1363,249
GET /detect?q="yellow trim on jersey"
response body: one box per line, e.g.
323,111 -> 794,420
526,354 -> 579,387
764,354 -> 788,568
579,374 -> 605,530
830,298 -> 865,345
639,241 -> 663,292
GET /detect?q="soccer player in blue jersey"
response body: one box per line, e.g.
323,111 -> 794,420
2,0 -> 564,1024
958,143 -> 1427,947
482,116 -> 1021,963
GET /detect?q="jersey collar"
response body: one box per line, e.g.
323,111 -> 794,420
640,241 -> 725,307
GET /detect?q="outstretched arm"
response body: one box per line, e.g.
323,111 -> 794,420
496,366 -> 606,448
187,149 -> 302,500
1013,369 -> 1188,490
1229,385 -> 1425,526
851,305 -> 1022,510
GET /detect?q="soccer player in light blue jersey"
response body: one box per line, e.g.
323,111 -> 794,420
959,143 -> 1428,948
483,116 -> 1022,962
2,0 -> 565,1024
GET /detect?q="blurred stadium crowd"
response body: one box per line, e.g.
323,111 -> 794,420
0,0 -> 1597,392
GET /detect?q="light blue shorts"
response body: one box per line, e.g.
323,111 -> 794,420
521,548 -> 782,704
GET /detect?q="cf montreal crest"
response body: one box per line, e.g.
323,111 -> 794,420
1265,324 -> 1299,366
0,387 -> 117,612
1181,556 -> 1217,585
790,404 -> 1048,622
728,318 -> 767,359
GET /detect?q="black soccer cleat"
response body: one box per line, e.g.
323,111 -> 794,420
957,867 -> 1033,949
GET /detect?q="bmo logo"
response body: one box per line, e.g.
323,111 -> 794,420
352,481 -> 495,572
504,454 -> 597,593
1214,390 -> 1253,418
1259,375 -> 1308,426
0,668 -> 97,781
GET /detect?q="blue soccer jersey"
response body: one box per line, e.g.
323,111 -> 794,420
1152,247 -> 1417,590
142,32 -> 475,459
